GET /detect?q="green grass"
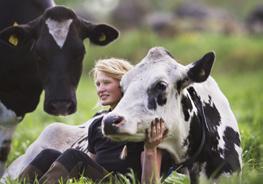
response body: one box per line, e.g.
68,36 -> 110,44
8,70 -> 263,184
6,32 -> 263,183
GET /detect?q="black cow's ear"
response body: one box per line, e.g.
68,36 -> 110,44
0,19 -> 41,49
187,51 -> 215,83
80,19 -> 119,46
0,16 -> 40,48
0,25 -> 32,48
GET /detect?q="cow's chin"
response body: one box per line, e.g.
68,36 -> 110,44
106,133 -> 145,142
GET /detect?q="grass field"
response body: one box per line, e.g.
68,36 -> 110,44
6,32 -> 263,183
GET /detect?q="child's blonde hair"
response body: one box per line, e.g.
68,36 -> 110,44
91,58 -> 133,81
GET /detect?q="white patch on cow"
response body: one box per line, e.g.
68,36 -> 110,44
0,126 -> 16,149
217,124 -> 226,158
235,144 -> 243,168
0,126 -> 16,177
0,101 -> 19,127
159,97 -> 192,160
45,18 -> 73,48
0,101 -> 21,178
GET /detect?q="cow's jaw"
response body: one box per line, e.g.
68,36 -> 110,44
106,133 -> 145,142
102,114 -> 143,140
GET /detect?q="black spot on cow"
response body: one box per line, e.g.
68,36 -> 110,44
204,152 -> 226,178
185,114 -> 203,158
187,86 -> 198,98
203,101 -> 221,131
181,94 -> 193,121
148,96 -> 157,110
208,95 -> 212,104
204,135 -> 240,179
224,126 -> 240,146
147,81 -> 168,110
223,127 -> 241,171
177,79 -> 184,92
157,94 -> 167,106
184,87 -> 205,159
0,140 -> 11,162
187,87 -> 221,130
177,78 -> 190,92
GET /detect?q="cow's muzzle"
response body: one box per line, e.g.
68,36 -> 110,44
102,115 -> 124,135
45,100 -> 76,116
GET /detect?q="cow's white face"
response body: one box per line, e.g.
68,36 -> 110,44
102,47 -> 215,144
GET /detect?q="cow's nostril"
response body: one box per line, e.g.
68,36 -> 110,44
112,116 -> 123,127
67,102 -> 75,113
48,101 -> 75,115
103,115 -> 123,135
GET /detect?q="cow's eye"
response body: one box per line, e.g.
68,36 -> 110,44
155,81 -> 168,91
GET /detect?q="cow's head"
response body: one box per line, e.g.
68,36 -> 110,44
0,6 -> 119,115
102,47 -> 215,143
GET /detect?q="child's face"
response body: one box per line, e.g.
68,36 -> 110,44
95,71 -> 122,109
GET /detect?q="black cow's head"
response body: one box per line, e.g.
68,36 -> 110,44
0,6 -> 119,115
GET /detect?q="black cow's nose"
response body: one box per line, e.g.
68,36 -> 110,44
103,115 -> 123,135
47,100 -> 76,115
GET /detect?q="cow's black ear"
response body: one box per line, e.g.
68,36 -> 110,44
89,24 -> 119,45
0,25 -> 34,48
187,51 -> 215,83
176,52 -> 215,91
80,19 -> 119,46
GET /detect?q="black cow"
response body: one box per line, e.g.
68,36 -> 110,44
0,0 -> 55,31
0,0 -> 119,176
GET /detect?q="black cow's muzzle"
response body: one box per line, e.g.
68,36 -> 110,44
44,100 -> 76,116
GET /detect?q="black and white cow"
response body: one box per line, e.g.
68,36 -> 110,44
0,1 -> 118,176
102,47 -> 242,183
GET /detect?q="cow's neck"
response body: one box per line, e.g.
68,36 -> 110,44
159,93 -> 191,162
160,88 -> 206,165
177,88 -> 207,164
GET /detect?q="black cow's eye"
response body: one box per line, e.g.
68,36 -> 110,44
155,81 -> 168,91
